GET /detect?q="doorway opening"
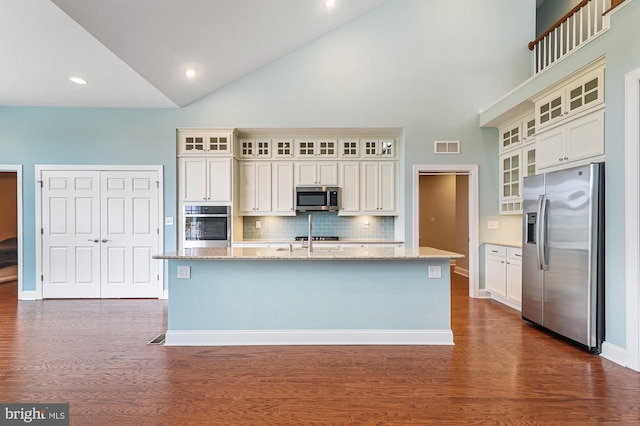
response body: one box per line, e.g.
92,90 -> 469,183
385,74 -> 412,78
0,166 -> 22,299
413,165 -> 479,298
418,173 -> 469,277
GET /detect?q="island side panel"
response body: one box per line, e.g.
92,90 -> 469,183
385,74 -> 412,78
166,258 -> 451,345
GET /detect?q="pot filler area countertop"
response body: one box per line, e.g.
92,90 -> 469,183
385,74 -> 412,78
154,246 -> 464,347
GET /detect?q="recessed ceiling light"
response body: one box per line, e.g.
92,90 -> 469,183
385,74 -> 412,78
324,0 -> 336,8
69,77 -> 87,85
185,69 -> 196,78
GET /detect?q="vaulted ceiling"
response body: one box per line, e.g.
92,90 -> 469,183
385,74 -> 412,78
0,0 -> 389,108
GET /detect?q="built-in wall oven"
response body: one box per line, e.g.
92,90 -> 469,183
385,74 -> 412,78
183,205 -> 231,248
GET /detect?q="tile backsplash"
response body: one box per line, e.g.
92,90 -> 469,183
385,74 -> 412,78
242,212 -> 395,240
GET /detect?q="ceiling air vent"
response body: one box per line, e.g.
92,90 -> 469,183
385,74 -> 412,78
434,140 -> 460,154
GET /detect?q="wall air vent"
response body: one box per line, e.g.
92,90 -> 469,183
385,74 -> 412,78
434,141 -> 460,154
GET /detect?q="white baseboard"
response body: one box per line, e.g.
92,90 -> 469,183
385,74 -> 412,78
19,290 -> 38,300
477,289 -> 492,299
453,266 -> 469,277
600,341 -> 627,368
165,329 -> 455,346
489,293 -> 522,312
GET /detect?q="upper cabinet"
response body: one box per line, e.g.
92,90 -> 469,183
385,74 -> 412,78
177,130 -> 399,217
179,157 -> 232,203
178,129 -> 235,156
295,138 -> 338,158
494,60 -> 605,214
362,139 -> 396,159
535,64 -> 604,131
497,112 -> 536,215
238,139 -> 271,159
536,109 -> 604,171
499,113 -> 536,153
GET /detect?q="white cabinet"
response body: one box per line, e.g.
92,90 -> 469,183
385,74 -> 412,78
361,161 -> 396,215
535,65 -> 604,131
295,162 -> 338,186
484,244 -> 522,310
506,247 -> 522,305
362,139 -> 396,158
295,139 -> 338,158
238,162 -> 272,214
339,162 -> 360,213
498,142 -> 536,215
178,130 -> 233,155
238,162 -> 294,216
339,139 -> 360,158
272,162 -> 295,215
499,113 -> 536,153
273,139 -> 294,158
179,157 -> 232,203
485,245 -> 507,297
537,109 -> 604,171
238,139 -> 271,159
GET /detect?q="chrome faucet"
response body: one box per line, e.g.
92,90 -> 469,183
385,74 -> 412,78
307,214 -> 313,253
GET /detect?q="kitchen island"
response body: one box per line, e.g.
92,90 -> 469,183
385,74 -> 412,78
154,246 -> 463,346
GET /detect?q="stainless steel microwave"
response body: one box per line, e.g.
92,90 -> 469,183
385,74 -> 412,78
295,186 -> 340,212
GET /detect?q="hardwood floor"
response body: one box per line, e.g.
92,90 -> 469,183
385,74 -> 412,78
1,276 -> 639,425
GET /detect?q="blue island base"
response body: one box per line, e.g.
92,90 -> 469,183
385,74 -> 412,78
165,258 -> 453,346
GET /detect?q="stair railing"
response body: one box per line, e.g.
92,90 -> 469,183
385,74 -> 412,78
529,0 -> 615,74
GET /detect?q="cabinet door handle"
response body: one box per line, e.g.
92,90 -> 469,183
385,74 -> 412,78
87,239 -> 99,243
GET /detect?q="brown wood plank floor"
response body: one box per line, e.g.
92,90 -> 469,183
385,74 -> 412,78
1,276 -> 639,425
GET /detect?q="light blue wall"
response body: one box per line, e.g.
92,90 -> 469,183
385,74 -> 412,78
479,1 -> 640,348
0,1 -> 535,293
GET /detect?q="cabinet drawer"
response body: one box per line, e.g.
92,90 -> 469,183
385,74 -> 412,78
507,247 -> 522,259
485,244 -> 506,257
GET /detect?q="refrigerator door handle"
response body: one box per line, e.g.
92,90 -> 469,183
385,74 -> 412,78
537,194 -> 549,271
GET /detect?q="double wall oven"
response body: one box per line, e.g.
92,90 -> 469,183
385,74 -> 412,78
183,205 -> 231,248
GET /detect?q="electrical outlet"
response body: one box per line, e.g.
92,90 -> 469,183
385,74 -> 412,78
428,265 -> 442,279
256,220 -> 261,229
177,265 -> 191,279
165,217 -> 174,226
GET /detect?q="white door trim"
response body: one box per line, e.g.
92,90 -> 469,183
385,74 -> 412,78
413,164 -> 480,298
0,165 -> 24,299
35,165 -> 164,300
624,67 -> 640,372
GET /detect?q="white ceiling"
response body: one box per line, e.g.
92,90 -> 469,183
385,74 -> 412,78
0,0 -> 389,108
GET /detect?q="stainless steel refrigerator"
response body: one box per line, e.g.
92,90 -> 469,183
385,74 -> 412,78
522,162 -> 604,353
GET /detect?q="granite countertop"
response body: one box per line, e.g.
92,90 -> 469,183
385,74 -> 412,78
153,246 -> 464,261
484,241 -> 522,248
233,239 -> 404,245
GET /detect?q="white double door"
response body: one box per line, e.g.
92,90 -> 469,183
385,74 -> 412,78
41,169 -> 161,298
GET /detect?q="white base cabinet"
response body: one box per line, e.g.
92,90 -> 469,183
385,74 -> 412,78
484,244 -> 522,311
